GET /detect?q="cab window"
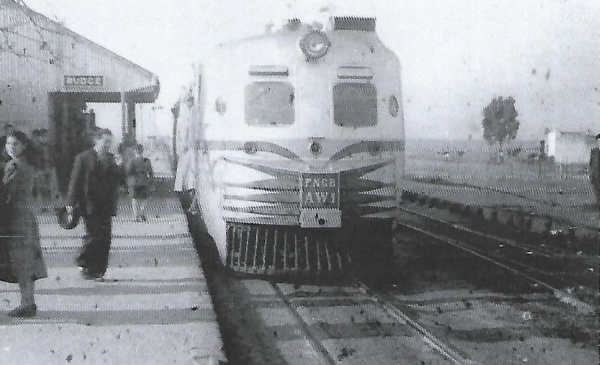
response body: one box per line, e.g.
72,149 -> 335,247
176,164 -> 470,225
333,83 -> 377,127
245,82 -> 295,126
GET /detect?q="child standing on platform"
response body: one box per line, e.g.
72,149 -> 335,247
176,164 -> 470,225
125,144 -> 154,222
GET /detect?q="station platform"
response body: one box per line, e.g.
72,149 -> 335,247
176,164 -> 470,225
0,196 -> 226,365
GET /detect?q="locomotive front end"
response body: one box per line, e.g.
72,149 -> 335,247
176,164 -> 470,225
194,16 -> 404,277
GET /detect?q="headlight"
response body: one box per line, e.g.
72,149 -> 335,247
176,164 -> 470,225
299,31 -> 330,60
309,141 -> 322,156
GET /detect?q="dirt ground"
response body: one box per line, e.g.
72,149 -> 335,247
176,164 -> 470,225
391,226 -> 598,365
394,280 -> 598,365
408,288 -> 598,365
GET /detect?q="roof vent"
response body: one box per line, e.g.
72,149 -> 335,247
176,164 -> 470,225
249,65 -> 289,77
337,67 -> 373,80
286,18 -> 302,31
333,17 -> 376,32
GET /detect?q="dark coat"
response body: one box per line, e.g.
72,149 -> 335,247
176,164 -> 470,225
67,149 -> 121,216
0,158 -> 47,283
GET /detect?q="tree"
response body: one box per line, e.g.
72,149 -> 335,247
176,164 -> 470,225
1,0 -> 60,64
481,96 -> 520,161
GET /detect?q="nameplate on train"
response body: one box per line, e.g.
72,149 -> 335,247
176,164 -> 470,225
300,173 -> 340,209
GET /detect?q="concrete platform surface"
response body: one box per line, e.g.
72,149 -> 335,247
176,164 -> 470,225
0,203 -> 226,365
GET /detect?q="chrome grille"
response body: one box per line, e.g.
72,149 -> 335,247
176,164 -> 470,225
225,222 -> 351,275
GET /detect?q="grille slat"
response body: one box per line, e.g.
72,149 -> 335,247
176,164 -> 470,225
316,238 -> 322,272
283,232 -> 288,271
304,237 -> 310,271
272,230 -> 278,270
244,227 -> 251,272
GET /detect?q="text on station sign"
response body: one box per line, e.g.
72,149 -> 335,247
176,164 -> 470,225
64,75 -> 104,87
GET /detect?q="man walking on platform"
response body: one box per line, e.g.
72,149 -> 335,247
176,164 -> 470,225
66,128 -> 121,280
590,134 -> 600,210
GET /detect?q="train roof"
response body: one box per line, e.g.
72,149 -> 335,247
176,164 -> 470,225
202,16 -> 398,70
217,16 -> 379,47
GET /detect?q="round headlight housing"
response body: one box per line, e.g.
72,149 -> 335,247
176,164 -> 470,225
299,31 -> 330,60
309,141 -> 322,156
243,141 -> 258,155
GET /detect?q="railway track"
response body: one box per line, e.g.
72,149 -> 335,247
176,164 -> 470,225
263,279 -> 474,365
395,206 -> 596,310
234,256 -> 596,365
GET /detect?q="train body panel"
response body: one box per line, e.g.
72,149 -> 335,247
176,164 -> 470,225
175,17 -> 405,275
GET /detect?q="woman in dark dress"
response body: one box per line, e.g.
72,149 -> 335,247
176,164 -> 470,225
0,131 -> 47,317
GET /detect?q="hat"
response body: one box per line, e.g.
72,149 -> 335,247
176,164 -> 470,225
57,206 -> 80,230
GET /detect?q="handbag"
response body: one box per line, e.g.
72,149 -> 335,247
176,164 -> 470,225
0,244 -> 17,283
57,205 -> 81,230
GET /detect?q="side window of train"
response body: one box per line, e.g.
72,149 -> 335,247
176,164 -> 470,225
333,83 -> 377,127
245,82 -> 295,126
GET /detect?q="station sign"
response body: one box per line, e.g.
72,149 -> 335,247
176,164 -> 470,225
300,172 -> 340,209
64,75 -> 104,87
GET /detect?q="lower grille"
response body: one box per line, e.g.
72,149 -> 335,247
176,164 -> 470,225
225,222 -> 351,275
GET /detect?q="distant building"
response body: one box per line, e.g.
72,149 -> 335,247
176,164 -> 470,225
544,128 -> 595,164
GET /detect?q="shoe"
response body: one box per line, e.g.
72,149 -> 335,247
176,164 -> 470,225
80,268 -> 103,280
79,267 -> 91,279
85,272 -> 104,280
7,304 -> 37,318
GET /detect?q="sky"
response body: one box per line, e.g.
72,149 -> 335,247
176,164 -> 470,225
22,0 -> 600,140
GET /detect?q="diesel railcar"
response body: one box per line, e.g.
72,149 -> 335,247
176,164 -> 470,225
174,16 -> 404,276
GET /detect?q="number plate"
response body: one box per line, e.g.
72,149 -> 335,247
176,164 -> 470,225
299,173 -> 341,228
300,173 -> 340,209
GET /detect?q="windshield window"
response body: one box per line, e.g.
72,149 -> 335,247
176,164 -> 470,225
333,83 -> 377,127
245,82 -> 295,126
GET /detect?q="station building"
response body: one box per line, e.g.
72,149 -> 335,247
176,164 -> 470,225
0,0 -> 159,188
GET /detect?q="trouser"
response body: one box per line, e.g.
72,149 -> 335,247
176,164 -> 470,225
178,189 -> 196,212
77,213 -> 113,275
178,189 -> 196,233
